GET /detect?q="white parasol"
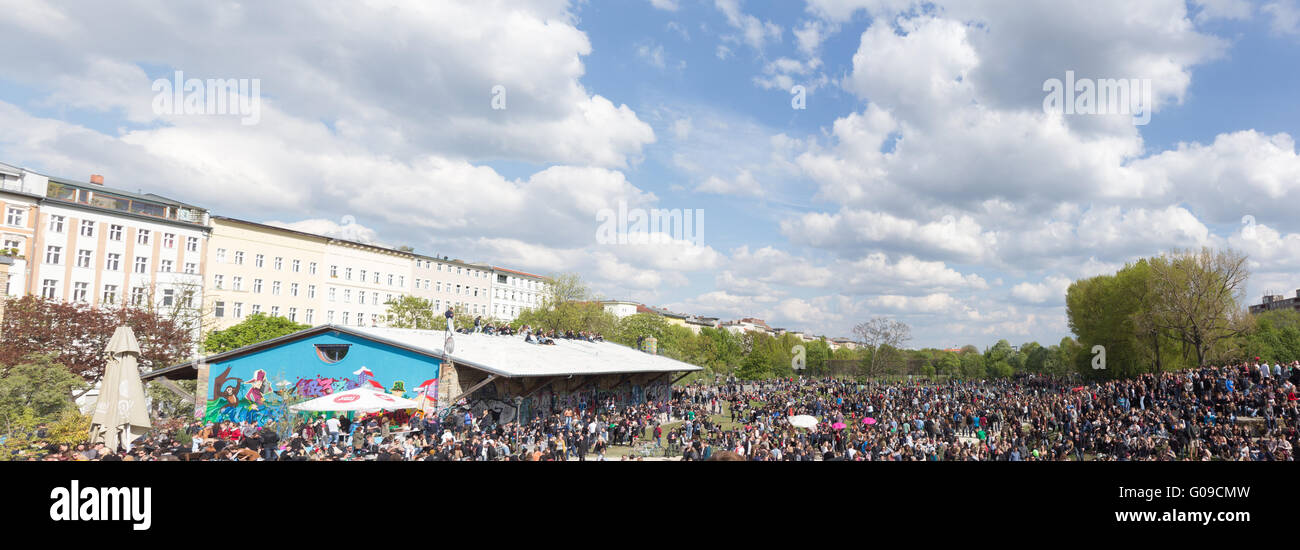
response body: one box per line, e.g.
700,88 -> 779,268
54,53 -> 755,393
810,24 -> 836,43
290,387 -> 419,412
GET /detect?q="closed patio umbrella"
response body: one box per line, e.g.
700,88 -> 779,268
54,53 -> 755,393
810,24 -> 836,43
89,327 -> 152,451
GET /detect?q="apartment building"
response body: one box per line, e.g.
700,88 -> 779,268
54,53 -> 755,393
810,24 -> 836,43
204,217 -> 329,330
490,267 -> 547,321
321,238 -> 411,328
410,255 -> 492,317
1,167 -> 210,314
206,217 -> 415,331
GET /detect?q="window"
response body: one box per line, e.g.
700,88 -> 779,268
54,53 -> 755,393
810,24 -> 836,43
305,309 -> 314,324
272,281 -> 281,295
2,238 -> 18,251
106,253 -> 121,271
163,233 -> 176,248
330,265 -> 338,278
341,311 -> 350,325
186,236 -> 198,252
73,282 -> 88,302
40,279 -> 58,299
214,274 -> 224,289
288,307 -> 297,322
185,262 -> 197,274
5,207 -> 25,226
436,282 -> 442,292
398,276 -> 404,287
233,302 -> 243,318
270,306 -> 280,317
255,254 -> 264,268
76,249 -> 91,268
232,276 -> 243,291
358,292 -> 366,305
216,248 -> 226,263
327,310 -> 334,323
372,271 -> 380,284
290,283 -> 299,297
131,287 -> 147,305
274,257 -> 282,270
160,259 -> 173,272
102,285 -> 118,304
45,246 -> 62,264
134,256 -> 148,274
181,290 -> 194,308
234,251 -> 244,265
357,313 -> 365,326
162,289 -> 174,307
329,287 -> 336,301
214,301 -> 225,318
109,224 -> 123,241
345,267 -> 352,280
292,259 -> 300,272
253,279 -> 263,293
309,262 -> 318,275
359,269 -> 366,282
251,304 -> 261,315
80,220 -> 95,237
137,229 -> 150,245
315,344 -> 350,363
308,285 -> 316,299
387,274 -> 394,285
343,289 -> 351,303
48,215 -> 65,232
373,292 -> 380,304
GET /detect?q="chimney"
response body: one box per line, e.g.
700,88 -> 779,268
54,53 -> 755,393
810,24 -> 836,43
89,174 -> 104,185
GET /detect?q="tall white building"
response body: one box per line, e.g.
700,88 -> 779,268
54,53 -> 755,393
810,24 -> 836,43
490,267 -> 548,321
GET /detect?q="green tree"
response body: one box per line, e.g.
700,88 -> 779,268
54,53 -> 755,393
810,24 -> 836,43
203,313 -> 310,354
385,295 -> 439,329
0,354 -> 87,448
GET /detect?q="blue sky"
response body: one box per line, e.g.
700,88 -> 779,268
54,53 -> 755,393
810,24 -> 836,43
1,0 -> 1298,349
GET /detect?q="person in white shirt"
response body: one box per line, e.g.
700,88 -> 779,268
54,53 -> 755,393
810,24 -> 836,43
326,416 -> 341,444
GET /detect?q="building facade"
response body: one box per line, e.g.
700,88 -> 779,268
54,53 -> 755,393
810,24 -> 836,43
204,217 -> 329,330
490,267 -> 547,321
1249,291 -> 1300,315
411,256 -> 493,318
2,168 -> 210,319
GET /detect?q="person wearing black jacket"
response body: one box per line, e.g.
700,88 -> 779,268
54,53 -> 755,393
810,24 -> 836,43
260,429 -> 280,460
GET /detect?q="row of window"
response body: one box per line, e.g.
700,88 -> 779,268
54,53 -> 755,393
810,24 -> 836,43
212,302 -> 317,324
40,246 -> 197,274
38,279 -> 194,307
34,213 -> 199,250
412,278 -> 490,298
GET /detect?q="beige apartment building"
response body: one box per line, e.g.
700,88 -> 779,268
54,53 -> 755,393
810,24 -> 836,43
411,255 -> 493,318
205,216 -> 416,331
321,237 -> 412,328
204,217 -> 329,330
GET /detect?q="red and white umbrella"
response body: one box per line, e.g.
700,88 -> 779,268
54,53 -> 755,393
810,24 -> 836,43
290,387 -> 419,412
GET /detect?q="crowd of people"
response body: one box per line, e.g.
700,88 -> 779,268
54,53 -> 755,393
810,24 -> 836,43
13,358 -> 1298,461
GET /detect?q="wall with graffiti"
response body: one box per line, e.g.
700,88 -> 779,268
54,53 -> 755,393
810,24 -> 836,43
203,330 -> 442,425
466,376 -> 672,425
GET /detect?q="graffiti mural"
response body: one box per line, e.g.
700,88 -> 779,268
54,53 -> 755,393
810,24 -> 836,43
202,332 -> 442,425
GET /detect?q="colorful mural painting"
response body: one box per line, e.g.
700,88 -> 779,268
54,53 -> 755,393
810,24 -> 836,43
204,330 -> 442,425
467,378 -> 672,425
